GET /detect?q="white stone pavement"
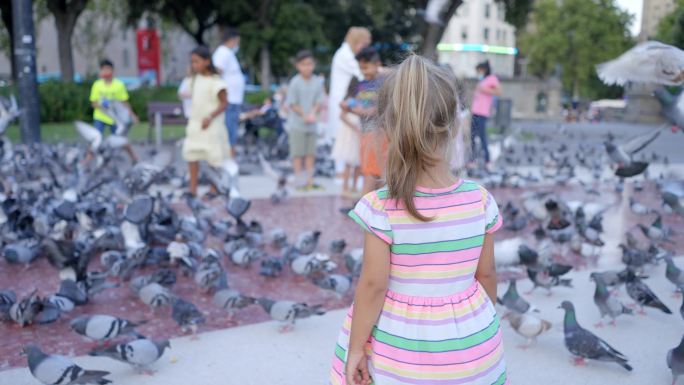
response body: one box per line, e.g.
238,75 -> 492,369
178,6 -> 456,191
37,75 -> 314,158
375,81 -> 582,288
1,258 -> 681,385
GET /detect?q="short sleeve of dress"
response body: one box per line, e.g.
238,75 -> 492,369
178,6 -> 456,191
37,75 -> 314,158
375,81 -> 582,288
348,191 -> 393,244
481,187 -> 503,234
214,77 -> 227,97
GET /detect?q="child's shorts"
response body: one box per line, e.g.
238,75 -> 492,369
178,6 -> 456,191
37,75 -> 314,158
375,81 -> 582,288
360,131 -> 387,177
289,129 -> 318,157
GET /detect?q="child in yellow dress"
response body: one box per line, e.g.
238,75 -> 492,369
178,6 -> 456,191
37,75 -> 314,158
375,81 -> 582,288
182,46 -> 232,197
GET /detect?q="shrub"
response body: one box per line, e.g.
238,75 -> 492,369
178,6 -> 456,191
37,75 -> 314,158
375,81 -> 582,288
0,82 -> 270,122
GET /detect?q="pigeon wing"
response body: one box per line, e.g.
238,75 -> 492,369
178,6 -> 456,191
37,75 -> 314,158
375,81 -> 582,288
620,124 -> 665,155
597,41 -> 684,86
74,121 -> 103,151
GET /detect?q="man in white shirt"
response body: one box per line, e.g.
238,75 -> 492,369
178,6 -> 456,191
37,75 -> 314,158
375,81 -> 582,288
212,28 -> 245,154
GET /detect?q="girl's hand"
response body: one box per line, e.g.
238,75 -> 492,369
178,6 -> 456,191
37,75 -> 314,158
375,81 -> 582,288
304,113 -> 317,124
131,114 -> 140,124
202,116 -> 211,129
345,350 -> 371,385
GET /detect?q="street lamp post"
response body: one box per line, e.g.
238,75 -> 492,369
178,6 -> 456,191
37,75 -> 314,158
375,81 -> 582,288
12,0 -> 41,143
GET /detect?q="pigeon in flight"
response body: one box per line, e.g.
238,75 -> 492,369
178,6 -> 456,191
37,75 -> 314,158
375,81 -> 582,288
597,41 -> 684,86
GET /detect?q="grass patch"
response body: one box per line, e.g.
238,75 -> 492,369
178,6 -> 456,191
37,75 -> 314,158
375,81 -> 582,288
5,122 -> 186,143
519,131 -> 535,141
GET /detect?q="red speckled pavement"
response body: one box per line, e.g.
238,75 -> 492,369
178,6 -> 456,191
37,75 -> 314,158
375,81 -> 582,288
1,181 -> 682,370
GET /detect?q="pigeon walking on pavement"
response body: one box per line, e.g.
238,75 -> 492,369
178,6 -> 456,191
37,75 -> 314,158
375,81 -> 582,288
589,272 -> 633,327
498,279 -> 538,314
70,314 -> 145,344
24,344 -> 112,385
171,297 -> 205,338
668,335 -> 684,385
559,301 -> 632,371
624,269 -> 673,315
256,298 -> 325,332
503,311 -> 552,349
90,338 -> 170,375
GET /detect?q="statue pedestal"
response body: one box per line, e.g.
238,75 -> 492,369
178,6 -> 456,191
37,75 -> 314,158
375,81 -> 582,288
624,83 -> 665,124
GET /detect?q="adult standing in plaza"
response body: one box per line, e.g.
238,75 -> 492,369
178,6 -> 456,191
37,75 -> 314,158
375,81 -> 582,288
329,27 -> 371,167
213,28 -> 245,156
470,60 -> 501,168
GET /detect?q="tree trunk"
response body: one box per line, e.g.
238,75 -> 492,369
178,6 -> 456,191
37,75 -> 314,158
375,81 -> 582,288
0,1 -> 16,80
46,0 -> 88,82
420,0 -> 463,61
55,17 -> 76,81
259,45 -> 271,91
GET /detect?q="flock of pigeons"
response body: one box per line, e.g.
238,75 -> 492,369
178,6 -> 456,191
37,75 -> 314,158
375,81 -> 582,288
469,124 -> 684,382
0,97 -> 362,384
1,39 -> 684,385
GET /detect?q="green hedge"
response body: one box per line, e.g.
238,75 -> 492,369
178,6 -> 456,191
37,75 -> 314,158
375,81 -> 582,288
0,81 -> 271,123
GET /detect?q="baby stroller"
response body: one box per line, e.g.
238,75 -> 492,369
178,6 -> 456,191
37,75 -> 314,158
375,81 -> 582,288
242,105 -> 288,161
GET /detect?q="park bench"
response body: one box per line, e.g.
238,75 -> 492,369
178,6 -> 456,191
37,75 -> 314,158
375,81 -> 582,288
146,102 -> 186,147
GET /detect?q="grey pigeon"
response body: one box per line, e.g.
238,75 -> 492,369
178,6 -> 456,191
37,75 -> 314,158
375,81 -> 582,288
230,246 -> 262,268
498,279 -> 537,314
57,279 -> 88,306
9,291 -> 41,326
589,273 -> 632,327
526,266 -> 572,294
624,269 -> 672,314
668,335 -> 684,385
171,297 -> 205,336
559,301 -> 632,371
637,215 -> 673,243
291,254 -> 324,276
344,248 -> 363,277
504,311 -> 552,348
313,274 -> 352,296
269,228 -> 288,248
329,239 -> 347,255
90,339 -> 170,373
603,126 -> 664,177
257,298 -> 325,332
70,314 -> 145,343
138,283 -> 173,310
665,256 -> 684,290
0,289 -> 17,320
24,344 -> 111,385
654,88 -> 684,131
2,238 -> 41,266
213,288 -> 256,320
295,230 -> 321,255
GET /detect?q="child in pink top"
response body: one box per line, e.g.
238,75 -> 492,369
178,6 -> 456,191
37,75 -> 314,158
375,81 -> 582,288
470,61 -> 501,165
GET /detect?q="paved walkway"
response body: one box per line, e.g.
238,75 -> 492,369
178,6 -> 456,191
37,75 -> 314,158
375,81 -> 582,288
2,259 -> 680,384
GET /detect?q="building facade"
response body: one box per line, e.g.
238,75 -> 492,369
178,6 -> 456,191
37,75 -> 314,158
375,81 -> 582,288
0,13 -> 199,85
438,0 -> 517,78
639,0 -> 676,41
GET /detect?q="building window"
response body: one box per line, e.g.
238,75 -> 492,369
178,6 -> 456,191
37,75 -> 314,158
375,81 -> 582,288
483,28 -> 489,41
485,3 -> 490,18
459,4 -> 469,16
123,49 -> 130,69
502,30 -> 507,44
461,27 -> 468,41
498,4 -> 506,20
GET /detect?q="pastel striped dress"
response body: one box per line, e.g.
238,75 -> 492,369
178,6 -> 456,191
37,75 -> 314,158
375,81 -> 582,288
330,180 -> 507,385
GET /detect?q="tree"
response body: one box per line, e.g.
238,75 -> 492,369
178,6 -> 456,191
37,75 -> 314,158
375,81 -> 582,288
519,0 -> 633,98
0,1 -> 15,80
45,0 -> 89,82
656,0 -> 684,49
126,0 -> 226,45
72,0 -> 128,76
238,1 -> 327,89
